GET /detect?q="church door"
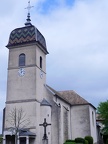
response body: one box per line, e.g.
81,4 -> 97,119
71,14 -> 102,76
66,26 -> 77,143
6,135 -> 15,144
20,137 -> 26,144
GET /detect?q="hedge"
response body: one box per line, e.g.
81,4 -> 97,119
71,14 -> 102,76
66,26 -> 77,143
85,136 -> 93,144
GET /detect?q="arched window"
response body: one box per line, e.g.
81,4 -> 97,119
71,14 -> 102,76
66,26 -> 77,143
40,56 -> 42,69
92,111 -> 94,126
19,54 -> 25,66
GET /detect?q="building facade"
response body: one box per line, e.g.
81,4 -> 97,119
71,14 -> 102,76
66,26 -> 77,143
2,10 -> 97,144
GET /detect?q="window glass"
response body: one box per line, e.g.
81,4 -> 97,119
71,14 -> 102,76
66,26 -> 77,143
19,54 -> 25,66
92,111 -> 94,126
40,56 -> 42,69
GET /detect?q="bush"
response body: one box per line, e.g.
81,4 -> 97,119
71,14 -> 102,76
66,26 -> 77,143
85,136 -> 93,144
66,140 -> 75,142
64,142 -> 75,144
0,136 -> 3,144
64,140 -> 75,144
85,140 -> 88,144
106,138 -> 108,144
75,137 -> 85,144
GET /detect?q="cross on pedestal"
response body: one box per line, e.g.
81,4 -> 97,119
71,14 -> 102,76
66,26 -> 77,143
39,118 -> 51,140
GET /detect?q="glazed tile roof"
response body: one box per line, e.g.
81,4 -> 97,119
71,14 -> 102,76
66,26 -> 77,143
6,24 -> 48,54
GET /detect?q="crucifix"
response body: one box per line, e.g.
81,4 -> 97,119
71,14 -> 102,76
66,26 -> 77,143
39,118 -> 51,140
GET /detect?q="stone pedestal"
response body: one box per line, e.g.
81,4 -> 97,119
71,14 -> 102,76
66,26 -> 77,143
42,139 -> 48,144
26,136 -> 29,144
17,136 -> 20,144
3,137 -> 6,144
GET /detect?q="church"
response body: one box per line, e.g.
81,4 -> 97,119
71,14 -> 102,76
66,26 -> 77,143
2,3 -> 97,144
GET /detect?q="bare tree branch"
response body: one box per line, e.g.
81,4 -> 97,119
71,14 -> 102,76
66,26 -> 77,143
6,107 -> 30,144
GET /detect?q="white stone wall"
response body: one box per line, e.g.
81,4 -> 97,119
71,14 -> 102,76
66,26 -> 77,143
47,93 -> 71,144
7,67 -> 37,101
71,105 -> 90,139
5,43 -> 47,144
5,102 -> 38,131
89,105 -> 97,143
40,105 -> 51,144
7,44 -> 46,102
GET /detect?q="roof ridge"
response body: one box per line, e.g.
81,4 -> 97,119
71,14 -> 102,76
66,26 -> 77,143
58,90 -> 74,92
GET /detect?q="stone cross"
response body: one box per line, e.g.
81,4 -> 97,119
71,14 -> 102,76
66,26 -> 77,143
39,118 -> 51,140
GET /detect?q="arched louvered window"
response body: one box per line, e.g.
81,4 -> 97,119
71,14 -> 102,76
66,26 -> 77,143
40,56 -> 42,69
19,54 -> 25,66
92,111 -> 94,126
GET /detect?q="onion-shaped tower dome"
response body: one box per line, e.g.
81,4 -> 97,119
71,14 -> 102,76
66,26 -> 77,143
6,4 -> 48,55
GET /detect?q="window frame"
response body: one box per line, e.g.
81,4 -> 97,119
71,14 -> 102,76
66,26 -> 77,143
19,53 -> 26,67
40,56 -> 42,69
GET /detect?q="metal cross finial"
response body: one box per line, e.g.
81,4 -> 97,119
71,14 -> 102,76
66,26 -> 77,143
25,1 -> 34,14
25,1 -> 34,26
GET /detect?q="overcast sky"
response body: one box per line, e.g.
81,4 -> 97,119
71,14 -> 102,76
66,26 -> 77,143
0,0 -> 108,132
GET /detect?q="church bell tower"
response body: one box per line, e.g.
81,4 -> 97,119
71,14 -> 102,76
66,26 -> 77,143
6,5 -> 48,103
3,2 -> 50,144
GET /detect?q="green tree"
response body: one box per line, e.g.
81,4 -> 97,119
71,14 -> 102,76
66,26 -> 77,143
97,100 -> 108,134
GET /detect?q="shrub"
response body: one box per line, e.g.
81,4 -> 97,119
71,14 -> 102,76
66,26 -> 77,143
85,140 -> 88,144
75,137 -> 85,144
64,140 -> 75,144
66,140 -> 75,142
64,142 -> 75,144
0,136 -> 3,144
85,136 -> 93,144
106,138 -> 108,144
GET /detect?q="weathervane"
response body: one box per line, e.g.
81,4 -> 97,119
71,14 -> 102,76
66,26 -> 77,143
25,1 -> 34,26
